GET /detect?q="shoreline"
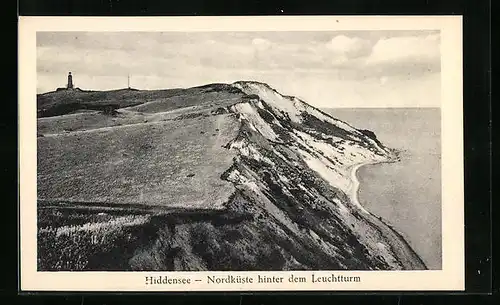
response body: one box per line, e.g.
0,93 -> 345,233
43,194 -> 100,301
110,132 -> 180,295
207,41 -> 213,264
348,157 -> 428,270
348,161 -> 376,214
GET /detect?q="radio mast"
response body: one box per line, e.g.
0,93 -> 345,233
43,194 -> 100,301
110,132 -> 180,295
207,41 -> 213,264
127,74 -> 130,89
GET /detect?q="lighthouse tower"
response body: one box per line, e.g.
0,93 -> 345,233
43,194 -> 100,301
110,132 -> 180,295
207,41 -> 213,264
67,72 -> 74,89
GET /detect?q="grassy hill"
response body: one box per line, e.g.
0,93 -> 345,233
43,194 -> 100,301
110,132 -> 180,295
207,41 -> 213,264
38,84 -> 245,209
37,81 -> 426,272
36,83 -> 241,118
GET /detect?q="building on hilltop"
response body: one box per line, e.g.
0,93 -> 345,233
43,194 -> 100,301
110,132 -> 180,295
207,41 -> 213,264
56,72 -> 78,91
67,72 -> 74,89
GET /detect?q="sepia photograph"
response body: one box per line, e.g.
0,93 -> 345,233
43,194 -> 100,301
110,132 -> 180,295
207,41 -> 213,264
20,16 -> 463,291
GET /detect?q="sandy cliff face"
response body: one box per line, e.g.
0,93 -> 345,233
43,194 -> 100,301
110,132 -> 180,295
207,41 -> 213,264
128,82 -> 424,271
37,81 -> 426,271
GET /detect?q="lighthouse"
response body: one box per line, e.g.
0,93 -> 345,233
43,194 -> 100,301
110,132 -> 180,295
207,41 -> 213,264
67,72 -> 74,89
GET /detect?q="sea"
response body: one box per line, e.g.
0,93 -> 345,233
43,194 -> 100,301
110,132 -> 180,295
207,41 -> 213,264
324,108 -> 442,270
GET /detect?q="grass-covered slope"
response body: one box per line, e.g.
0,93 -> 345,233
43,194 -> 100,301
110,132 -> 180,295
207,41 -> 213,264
37,81 -> 426,271
38,112 -> 240,209
36,83 -> 241,118
37,88 -> 178,117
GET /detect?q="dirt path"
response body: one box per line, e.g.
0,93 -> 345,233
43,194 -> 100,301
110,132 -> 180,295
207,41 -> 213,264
39,120 -> 163,138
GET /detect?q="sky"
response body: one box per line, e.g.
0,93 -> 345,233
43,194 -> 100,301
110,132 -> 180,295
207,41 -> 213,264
37,30 -> 441,108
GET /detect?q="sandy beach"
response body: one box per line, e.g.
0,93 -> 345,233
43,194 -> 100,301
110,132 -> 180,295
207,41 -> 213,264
348,162 -> 373,214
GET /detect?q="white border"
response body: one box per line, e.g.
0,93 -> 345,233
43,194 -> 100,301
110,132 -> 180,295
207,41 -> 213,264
19,16 -> 464,292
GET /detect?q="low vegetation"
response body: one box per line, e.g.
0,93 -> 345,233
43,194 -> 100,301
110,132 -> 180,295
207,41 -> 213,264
37,208 -> 155,271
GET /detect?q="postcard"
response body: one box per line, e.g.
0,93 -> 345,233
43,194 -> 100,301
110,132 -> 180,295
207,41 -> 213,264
18,15 -> 464,291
